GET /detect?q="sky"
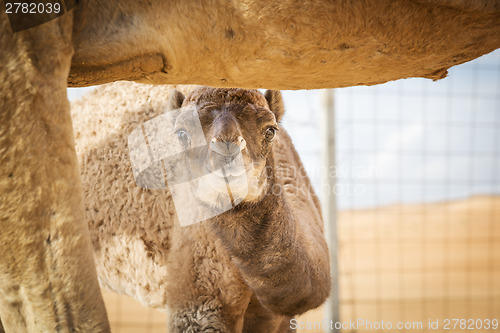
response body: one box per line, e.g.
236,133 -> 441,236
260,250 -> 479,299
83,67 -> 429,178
68,49 -> 500,210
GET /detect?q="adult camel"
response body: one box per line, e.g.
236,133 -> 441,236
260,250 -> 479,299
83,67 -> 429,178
1,0 -> 499,331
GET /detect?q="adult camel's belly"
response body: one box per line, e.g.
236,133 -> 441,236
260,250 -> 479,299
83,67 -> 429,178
69,0 -> 500,89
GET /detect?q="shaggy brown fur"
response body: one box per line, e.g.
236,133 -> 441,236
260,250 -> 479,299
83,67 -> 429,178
71,82 -> 330,332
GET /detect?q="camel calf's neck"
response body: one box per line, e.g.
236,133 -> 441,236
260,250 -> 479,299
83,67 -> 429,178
211,151 -> 331,317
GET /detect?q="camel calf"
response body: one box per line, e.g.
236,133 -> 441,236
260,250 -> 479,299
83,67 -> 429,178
71,82 -> 330,332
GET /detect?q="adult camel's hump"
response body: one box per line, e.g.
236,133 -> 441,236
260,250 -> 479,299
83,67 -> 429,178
69,0 -> 500,89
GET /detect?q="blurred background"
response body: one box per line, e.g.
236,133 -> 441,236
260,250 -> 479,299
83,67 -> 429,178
68,49 -> 500,332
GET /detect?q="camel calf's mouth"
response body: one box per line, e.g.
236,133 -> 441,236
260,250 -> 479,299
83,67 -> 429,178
208,162 -> 249,178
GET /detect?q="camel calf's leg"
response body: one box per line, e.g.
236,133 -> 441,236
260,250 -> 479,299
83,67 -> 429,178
165,225 -> 252,332
243,294 -> 295,333
0,14 -> 110,332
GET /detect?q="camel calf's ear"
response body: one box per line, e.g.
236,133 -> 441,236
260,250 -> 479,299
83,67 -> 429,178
167,89 -> 185,110
264,90 -> 284,123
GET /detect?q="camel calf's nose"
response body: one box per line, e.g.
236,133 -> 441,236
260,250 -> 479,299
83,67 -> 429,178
210,136 -> 246,158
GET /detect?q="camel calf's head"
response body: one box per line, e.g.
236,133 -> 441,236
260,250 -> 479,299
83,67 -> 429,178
167,87 -> 284,210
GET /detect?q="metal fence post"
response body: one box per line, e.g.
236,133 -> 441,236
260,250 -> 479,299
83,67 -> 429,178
321,89 -> 340,333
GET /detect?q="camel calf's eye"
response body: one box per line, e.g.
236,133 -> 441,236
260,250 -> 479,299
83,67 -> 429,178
175,129 -> 190,145
265,127 -> 277,142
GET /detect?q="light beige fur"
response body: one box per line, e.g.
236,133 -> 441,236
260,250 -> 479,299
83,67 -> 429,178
72,82 -> 330,332
69,0 -> 500,88
0,12 -> 109,333
1,0 -> 499,331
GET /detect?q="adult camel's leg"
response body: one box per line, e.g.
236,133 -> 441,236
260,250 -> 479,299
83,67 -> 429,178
0,13 -> 110,333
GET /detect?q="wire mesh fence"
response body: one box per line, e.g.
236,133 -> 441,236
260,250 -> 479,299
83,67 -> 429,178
331,49 -> 500,333
68,49 -> 500,332
281,49 -> 500,332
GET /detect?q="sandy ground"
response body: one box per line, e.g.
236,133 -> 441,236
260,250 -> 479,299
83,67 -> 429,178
102,196 -> 500,332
